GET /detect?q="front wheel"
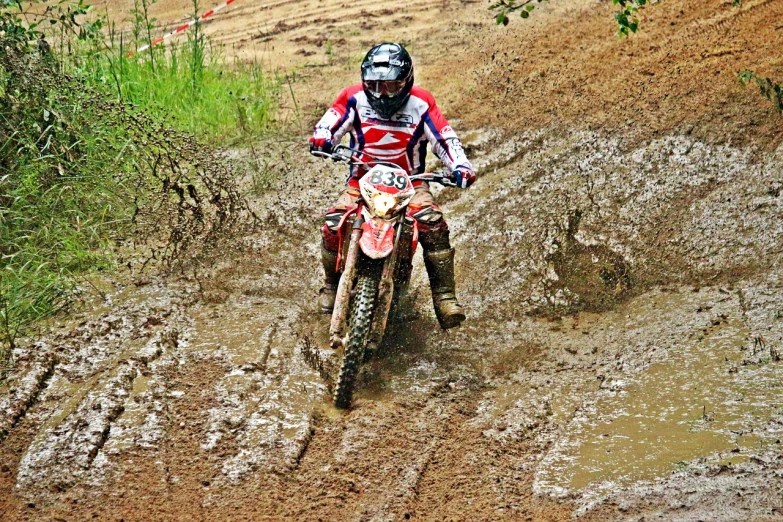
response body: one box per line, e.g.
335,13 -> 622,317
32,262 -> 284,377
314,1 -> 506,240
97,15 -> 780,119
334,276 -> 377,409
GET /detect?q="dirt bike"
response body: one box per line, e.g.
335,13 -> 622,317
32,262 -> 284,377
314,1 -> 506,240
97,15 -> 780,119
312,145 -> 457,409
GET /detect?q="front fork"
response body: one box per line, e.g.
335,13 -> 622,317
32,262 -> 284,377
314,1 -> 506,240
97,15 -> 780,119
330,215 -> 363,348
329,216 -> 406,351
365,236 -> 399,354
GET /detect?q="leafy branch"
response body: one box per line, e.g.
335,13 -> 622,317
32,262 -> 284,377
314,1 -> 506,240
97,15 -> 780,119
489,0 -> 547,26
613,0 -> 648,36
1,0 -> 101,47
489,0 -> 651,35
739,71 -> 783,114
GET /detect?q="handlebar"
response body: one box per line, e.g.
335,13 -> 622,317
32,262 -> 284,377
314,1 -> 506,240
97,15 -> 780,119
311,145 -> 457,187
310,144 -> 357,163
409,172 -> 457,187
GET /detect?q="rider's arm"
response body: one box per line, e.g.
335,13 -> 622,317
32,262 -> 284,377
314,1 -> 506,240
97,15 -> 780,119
419,94 -> 474,174
312,85 -> 363,145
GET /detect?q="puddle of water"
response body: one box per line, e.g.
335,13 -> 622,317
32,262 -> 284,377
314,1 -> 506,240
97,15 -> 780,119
103,372 -> 157,454
536,290 -> 783,496
132,374 -> 152,396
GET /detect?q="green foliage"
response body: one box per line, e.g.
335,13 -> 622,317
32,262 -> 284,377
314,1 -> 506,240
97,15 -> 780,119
489,0 -> 546,26
86,37 -> 278,143
0,0 -> 259,361
0,0 -> 38,44
739,70 -> 783,114
71,0 -> 280,143
0,52 -> 129,354
0,47 -> 249,358
613,0 -> 647,36
4,0 -> 279,143
0,0 -> 103,50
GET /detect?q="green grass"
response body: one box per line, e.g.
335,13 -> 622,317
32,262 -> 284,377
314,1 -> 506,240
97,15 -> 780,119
78,4 -> 280,144
0,0 -> 277,363
0,59 -> 135,356
86,42 -> 279,143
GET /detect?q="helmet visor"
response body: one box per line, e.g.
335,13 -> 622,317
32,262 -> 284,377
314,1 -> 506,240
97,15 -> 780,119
363,79 -> 407,98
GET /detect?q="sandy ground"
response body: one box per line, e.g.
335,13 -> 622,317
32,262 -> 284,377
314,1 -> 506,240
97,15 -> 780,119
3,0 -> 783,520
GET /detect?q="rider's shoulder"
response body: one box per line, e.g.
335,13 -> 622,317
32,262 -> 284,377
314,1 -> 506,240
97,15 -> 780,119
410,86 -> 437,106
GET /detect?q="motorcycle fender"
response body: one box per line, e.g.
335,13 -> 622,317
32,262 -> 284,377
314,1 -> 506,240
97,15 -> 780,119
359,218 -> 395,259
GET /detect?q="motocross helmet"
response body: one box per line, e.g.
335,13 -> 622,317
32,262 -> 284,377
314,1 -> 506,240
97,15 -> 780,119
361,43 -> 414,120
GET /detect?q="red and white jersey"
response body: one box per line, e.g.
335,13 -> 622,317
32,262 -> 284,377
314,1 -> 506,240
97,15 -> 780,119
313,84 -> 474,186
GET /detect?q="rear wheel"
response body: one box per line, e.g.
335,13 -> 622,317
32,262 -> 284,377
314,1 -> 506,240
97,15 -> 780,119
334,276 -> 377,409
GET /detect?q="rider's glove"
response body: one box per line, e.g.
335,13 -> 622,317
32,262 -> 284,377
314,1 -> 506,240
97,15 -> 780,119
309,130 -> 333,154
450,166 -> 476,189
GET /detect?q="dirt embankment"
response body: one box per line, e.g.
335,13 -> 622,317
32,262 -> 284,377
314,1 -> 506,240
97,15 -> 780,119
3,0 -> 783,521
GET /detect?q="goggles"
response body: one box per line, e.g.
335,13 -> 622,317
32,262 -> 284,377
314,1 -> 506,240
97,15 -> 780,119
363,79 -> 407,98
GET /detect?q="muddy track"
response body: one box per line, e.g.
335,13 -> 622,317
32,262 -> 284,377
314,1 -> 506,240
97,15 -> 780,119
3,130 -> 783,521
4,0 -> 783,520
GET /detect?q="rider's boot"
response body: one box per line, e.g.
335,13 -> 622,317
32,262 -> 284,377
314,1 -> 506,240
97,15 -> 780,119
423,248 -> 466,329
319,244 -> 340,314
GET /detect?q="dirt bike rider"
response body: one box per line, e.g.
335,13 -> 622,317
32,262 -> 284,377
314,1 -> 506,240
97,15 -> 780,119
310,42 -> 476,329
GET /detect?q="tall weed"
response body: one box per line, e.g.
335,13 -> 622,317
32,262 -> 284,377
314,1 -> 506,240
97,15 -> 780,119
0,0 -> 262,363
0,51 -> 130,356
85,0 -> 280,143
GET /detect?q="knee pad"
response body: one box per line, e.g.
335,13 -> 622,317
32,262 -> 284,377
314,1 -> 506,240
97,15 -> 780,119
410,205 -> 444,226
413,208 -> 451,251
322,207 -> 346,252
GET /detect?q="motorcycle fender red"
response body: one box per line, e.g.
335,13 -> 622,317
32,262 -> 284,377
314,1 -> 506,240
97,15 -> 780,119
359,218 -> 395,259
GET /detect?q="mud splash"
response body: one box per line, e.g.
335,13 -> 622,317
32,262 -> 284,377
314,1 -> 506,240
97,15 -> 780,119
450,130 -> 783,318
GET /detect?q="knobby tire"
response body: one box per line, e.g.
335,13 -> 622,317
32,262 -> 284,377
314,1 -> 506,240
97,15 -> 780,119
334,276 -> 377,409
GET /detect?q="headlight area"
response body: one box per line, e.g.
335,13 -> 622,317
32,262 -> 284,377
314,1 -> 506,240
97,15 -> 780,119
371,193 -> 398,217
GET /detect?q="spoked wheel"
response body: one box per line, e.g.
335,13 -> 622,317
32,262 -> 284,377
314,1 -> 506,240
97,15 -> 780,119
334,276 -> 377,409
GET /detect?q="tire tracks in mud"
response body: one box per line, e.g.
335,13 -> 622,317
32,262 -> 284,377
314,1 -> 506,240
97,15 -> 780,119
15,325 -> 184,497
113,0 -> 455,74
0,284 -> 193,504
0,353 -> 56,444
186,294 -> 327,485
666,0 -> 780,47
284,378 -> 486,521
154,0 -> 451,47
634,0 -> 783,75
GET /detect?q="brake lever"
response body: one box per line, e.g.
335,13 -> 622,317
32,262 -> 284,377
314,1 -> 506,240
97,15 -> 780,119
431,172 -> 458,187
311,150 -> 353,164
410,172 -> 457,187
